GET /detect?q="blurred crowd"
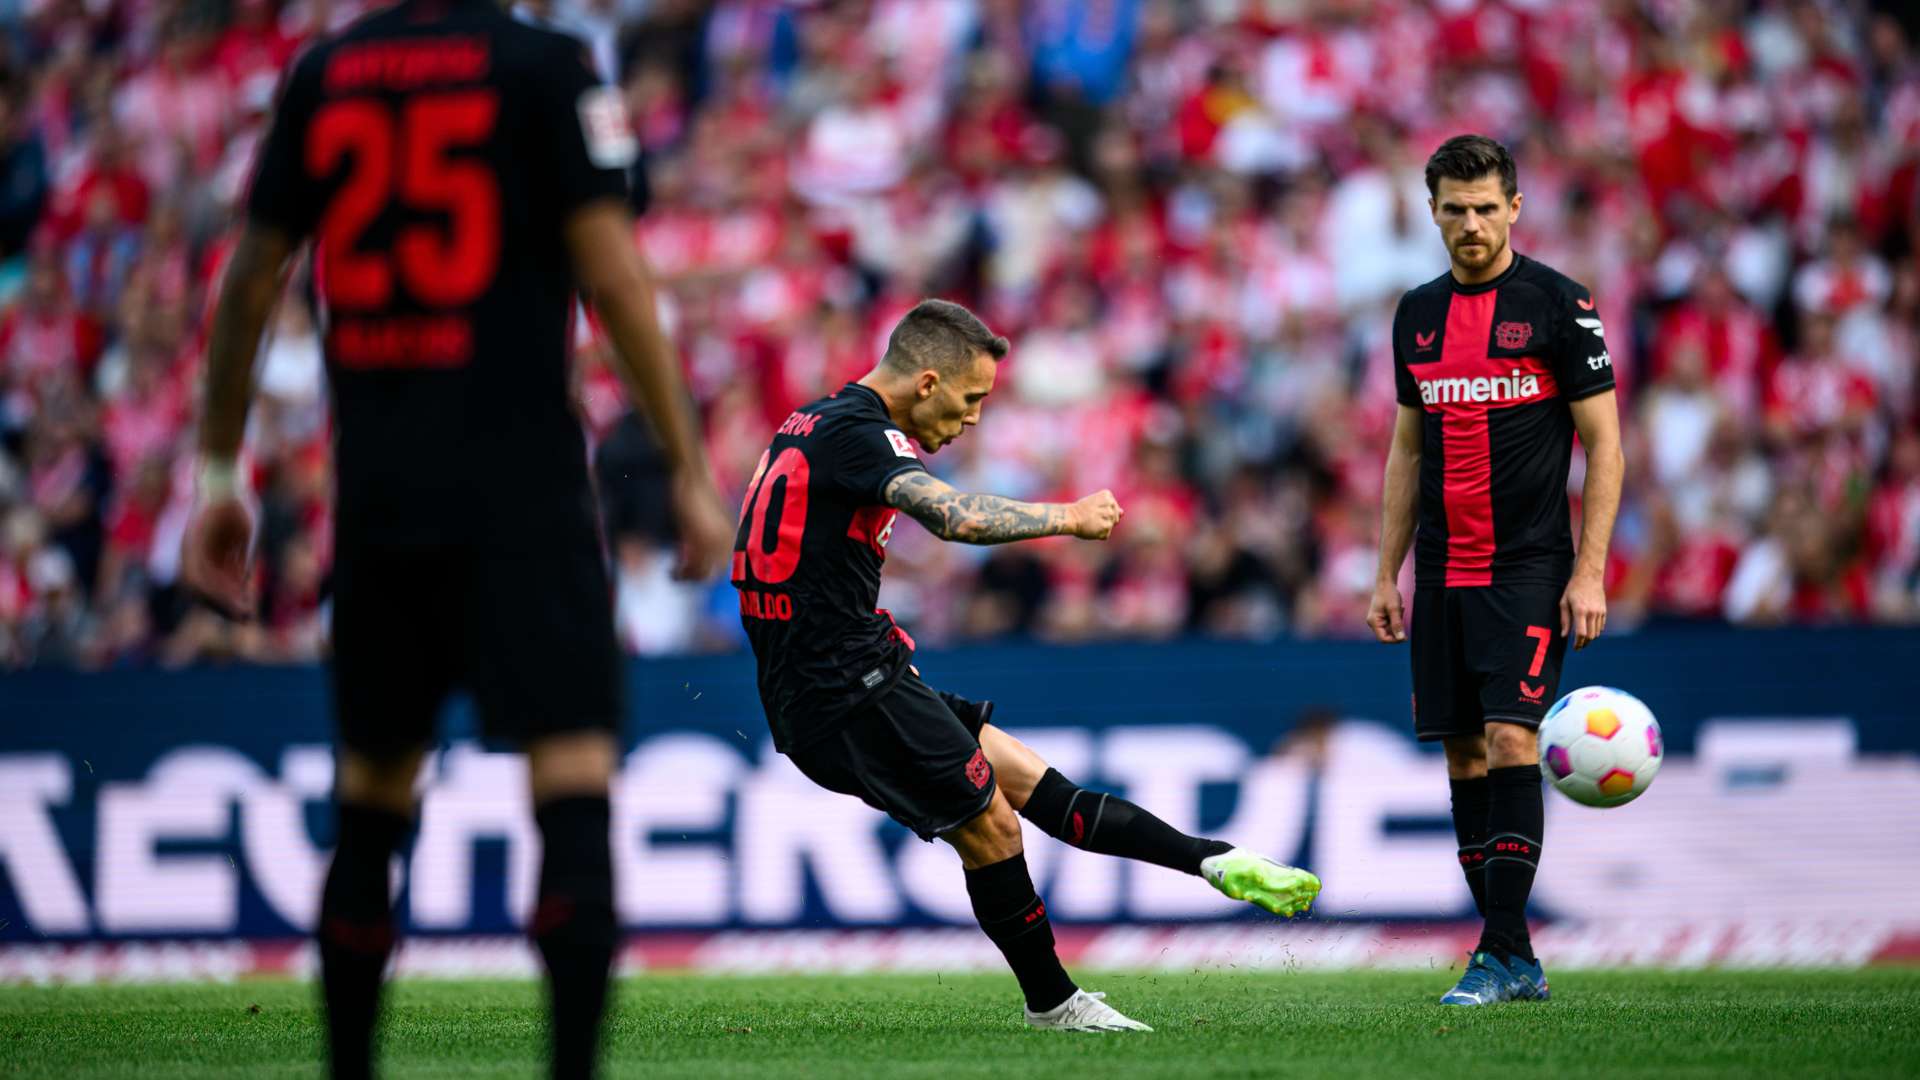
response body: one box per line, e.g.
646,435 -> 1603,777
1,0 -> 1917,668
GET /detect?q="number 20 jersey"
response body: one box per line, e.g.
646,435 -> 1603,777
245,0 -> 633,548
733,383 -> 927,752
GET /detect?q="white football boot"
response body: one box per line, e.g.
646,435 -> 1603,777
1024,989 -> 1153,1032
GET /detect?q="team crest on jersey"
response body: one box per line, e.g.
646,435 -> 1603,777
885,430 -> 917,458
1495,321 -> 1533,349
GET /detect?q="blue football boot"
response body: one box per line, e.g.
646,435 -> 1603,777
1439,951 -> 1551,1005
1439,951 -> 1508,1006
1500,953 -> 1551,1002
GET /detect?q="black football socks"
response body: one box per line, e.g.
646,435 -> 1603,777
964,851 -> 1077,1013
531,795 -> 617,1080
1479,765 -> 1545,963
1020,767 -> 1232,875
1448,775 -> 1493,918
317,801 -> 411,1080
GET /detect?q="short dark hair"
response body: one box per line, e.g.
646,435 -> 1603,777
881,299 -> 1009,375
1424,134 -> 1518,200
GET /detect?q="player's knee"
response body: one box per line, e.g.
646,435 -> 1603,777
1485,722 -> 1538,766
526,730 -> 617,803
1440,735 -> 1488,779
336,747 -> 427,814
979,726 -> 1046,810
947,795 -> 1023,868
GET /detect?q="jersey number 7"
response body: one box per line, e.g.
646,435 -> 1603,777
308,91 -> 501,310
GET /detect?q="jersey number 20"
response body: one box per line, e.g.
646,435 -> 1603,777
734,448 -> 810,585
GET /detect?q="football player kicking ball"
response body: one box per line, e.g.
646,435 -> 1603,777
734,299 -> 1319,1032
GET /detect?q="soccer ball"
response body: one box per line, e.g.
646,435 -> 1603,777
1538,686 -> 1663,808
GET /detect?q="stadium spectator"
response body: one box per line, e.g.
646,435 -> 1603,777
0,0 -> 1916,667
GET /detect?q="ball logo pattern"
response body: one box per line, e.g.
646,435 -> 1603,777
1537,686 -> 1663,808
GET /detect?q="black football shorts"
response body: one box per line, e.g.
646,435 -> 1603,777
330,533 -> 624,758
1410,583 -> 1568,741
785,671 -> 997,842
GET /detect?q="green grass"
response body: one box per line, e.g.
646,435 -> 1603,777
3,970 -> 1918,1079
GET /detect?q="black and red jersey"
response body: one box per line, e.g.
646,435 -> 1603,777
245,0 -> 634,548
733,383 -> 928,752
1393,253 -> 1615,589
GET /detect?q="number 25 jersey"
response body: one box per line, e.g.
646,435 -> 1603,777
245,0 -> 634,548
734,383 -> 927,752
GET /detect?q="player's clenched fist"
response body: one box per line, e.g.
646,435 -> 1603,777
1067,490 -> 1124,540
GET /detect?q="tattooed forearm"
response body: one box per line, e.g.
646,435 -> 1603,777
884,471 -> 1071,545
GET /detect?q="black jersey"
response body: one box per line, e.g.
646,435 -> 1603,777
733,383 -> 927,752
1392,253 -> 1615,589
244,0 -> 633,548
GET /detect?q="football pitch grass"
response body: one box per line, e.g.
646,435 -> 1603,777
3,970 -> 1917,1079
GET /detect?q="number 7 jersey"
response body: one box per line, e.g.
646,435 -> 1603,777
733,383 -> 928,752
244,0 -> 634,548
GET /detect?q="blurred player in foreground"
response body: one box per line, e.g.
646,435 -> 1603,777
181,2 -> 733,1075
733,299 -> 1320,1033
1368,135 -> 1624,1006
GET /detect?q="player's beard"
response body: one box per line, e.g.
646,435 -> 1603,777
1451,232 -> 1505,273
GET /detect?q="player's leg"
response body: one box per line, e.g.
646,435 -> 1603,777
1461,585 -> 1566,1002
1415,588 -> 1496,922
943,791 -> 1077,1013
1441,733 -> 1492,918
524,731 -> 619,1080
942,794 -> 1149,1032
322,546 -> 450,1079
470,537 -> 626,1079
321,747 -> 426,1080
971,717 -> 1316,916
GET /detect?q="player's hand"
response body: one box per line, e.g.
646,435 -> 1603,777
1366,579 -> 1406,643
1561,569 -> 1607,650
180,497 -> 257,619
1066,490 -> 1124,540
670,468 -> 736,581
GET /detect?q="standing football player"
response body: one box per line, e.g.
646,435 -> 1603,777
181,6 -> 735,1076
735,298 -> 1319,1033
1367,135 -> 1624,1005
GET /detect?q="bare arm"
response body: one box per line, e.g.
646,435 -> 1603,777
883,471 -> 1118,544
198,224 -> 298,461
1376,404 -> 1423,586
564,199 -> 732,578
1563,389 -> 1624,648
1568,390 -> 1624,581
1367,404 -> 1422,643
564,199 -> 707,476
182,223 -> 298,617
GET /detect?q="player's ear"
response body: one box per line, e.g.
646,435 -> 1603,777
1509,191 -> 1522,223
917,370 -> 938,400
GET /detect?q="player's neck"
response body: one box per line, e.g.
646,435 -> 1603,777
855,371 -> 915,428
1450,244 -> 1515,287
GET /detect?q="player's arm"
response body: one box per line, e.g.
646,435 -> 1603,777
882,471 -> 1121,544
200,225 -> 297,463
1368,404 -> 1422,643
1564,389 -> 1623,650
180,223 -> 298,617
565,199 -> 732,579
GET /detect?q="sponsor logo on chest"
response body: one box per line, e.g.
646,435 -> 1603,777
1417,368 -> 1547,407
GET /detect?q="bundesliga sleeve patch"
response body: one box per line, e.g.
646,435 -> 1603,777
885,430 -> 917,458
577,85 -> 638,169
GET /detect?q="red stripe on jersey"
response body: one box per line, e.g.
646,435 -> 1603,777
1438,290 -> 1498,586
